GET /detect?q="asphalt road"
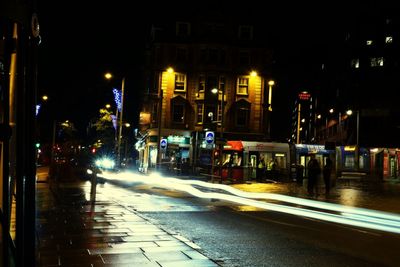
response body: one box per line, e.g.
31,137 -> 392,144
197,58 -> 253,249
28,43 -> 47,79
98,177 -> 400,267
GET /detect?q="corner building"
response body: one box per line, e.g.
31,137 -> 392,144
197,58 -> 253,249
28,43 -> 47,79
136,9 -> 275,174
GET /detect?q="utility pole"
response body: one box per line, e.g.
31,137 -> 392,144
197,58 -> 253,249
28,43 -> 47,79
157,89 -> 163,170
117,77 -> 125,167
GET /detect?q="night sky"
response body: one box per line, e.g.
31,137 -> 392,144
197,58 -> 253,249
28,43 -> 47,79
36,0 -> 385,143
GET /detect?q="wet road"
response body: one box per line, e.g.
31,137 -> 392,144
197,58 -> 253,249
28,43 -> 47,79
96,172 -> 400,267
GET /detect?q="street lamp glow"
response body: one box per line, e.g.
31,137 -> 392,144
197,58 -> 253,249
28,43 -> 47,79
250,71 -> 257,77
346,109 -> 353,116
105,104 -> 111,109
268,80 -> 275,86
42,95 -> 48,101
329,108 -> 334,113
104,73 -> 113,80
124,123 -> 130,127
211,88 -> 218,94
317,114 -> 322,119
167,67 -> 174,74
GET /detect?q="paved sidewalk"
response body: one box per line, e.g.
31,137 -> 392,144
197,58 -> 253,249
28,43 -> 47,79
36,178 -> 220,266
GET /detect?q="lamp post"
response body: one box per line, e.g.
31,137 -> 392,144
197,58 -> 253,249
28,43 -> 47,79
212,87 -> 225,181
267,80 -> 275,139
105,72 -> 125,167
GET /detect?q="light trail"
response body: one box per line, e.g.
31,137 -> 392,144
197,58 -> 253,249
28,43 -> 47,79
94,170 -> 400,234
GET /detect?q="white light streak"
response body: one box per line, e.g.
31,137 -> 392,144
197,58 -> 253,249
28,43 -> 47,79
93,170 -> 400,234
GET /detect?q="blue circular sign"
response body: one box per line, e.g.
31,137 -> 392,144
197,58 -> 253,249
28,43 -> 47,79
205,131 -> 214,144
160,138 -> 167,149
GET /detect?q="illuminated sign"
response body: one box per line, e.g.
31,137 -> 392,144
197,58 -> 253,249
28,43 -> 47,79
160,138 -> 167,149
205,131 -> 215,144
298,91 -> 311,100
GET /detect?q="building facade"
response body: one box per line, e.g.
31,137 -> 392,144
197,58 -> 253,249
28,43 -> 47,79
136,14 -> 275,173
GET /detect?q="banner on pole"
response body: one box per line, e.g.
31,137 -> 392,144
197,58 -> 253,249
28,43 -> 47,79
112,88 -> 122,112
110,114 -> 117,130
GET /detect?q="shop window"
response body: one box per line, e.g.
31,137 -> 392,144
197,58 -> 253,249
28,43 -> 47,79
344,155 -> 355,168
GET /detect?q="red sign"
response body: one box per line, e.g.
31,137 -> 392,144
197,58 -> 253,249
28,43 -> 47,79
298,92 -> 311,100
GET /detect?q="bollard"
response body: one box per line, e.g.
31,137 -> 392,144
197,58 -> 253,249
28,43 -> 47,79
90,168 -> 98,203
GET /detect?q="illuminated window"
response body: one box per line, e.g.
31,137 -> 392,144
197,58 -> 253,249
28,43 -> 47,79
237,77 -> 249,95
370,57 -> 384,67
366,40 -> 373,45
197,104 -> 204,123
351,58 -> 360,68
172,104 -> 185,123
174,73 -> 186,91
385,36 -> 393,44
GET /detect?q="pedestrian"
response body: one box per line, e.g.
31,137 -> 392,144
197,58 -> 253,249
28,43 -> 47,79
256,156 -> 265,182
323,157 -> 333,194
307,154 -> 321,196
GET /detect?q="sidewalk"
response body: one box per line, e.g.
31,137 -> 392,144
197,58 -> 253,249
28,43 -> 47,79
36,167 -> 220,267
36,166 -> 400,266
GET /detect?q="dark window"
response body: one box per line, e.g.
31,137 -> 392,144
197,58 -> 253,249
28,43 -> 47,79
219,50 -> 226,65
208,49 -> 218,64
176,22 -> 190,36
207,76 -> 218,92
151,103 -> 158,123
172,104 -> 185,123
200,49 -> 207,64
239,51 -> 250,65
236,107 -> 249,127
176,48 -> 187,63
197,104 -> 204,123
238,25 -> 253,40
198,75 -> 205,92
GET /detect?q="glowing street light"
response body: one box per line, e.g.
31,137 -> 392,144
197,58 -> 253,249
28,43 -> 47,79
105,72 -> 126,167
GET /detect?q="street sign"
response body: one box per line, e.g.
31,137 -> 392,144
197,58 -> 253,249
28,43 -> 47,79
160,138 -> 167,149
205,131 -> 215,145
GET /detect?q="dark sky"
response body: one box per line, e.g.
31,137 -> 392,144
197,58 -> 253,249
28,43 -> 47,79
36,0 -> 387,142
37,1 -> 148,141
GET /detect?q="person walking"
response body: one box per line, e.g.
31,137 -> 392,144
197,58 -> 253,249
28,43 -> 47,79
256,156 -> 265,182
307,154 -> 321,197
323,157 -> 333,194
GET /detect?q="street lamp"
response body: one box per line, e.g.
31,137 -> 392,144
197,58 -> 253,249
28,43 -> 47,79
105,72 -> 125,167
346,109 -> 360,146
212,86 -> 225,182
267,80 -> 275,139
